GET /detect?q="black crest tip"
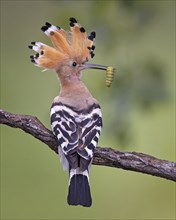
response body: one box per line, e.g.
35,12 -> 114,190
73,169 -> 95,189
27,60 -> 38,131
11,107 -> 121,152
91,31 -> 96,38
31,41 -> 36,45
28,45 -> 33,49
31,59 -> 36,63
45,22 -> 52,27
41,25 -> 48,32
69,22 -> 75,27
80,27 -> 86,33
91,45 -> 95,50
88,35 -> 94,41
90,51 -> 95,58
35,53 -> 39,58
69,17 -> 77,23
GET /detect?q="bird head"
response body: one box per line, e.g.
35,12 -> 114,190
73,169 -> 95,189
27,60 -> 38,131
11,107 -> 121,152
29,17 -> 115,86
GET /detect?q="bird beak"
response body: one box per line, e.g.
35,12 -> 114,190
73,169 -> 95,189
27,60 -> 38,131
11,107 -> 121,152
80,63 -> 108,71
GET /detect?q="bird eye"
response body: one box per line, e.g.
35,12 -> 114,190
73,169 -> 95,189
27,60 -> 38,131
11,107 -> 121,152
72,61 -> 77,67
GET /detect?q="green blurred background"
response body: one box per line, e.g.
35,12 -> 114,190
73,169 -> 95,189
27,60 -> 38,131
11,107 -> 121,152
0,0 -> 175,219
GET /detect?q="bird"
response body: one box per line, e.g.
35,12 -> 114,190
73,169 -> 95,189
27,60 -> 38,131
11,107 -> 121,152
29,17 -> 115,207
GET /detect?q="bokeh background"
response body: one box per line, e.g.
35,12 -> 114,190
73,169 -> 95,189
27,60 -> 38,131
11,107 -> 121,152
0,0 -> 175,219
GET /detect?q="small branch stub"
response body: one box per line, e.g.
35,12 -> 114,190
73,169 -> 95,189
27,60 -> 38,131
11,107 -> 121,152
0,109 -> 175,182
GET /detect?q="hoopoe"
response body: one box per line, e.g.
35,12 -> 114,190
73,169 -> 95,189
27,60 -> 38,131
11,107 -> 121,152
29,17 -> 115,207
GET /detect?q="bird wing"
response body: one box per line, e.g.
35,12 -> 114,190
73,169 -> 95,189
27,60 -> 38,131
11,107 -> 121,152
77,107 -> 102,160
50,102 -> 79,155
50,102 -> 102,170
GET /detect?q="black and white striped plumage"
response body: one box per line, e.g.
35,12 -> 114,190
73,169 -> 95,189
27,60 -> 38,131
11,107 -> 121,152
50,102 -> 102,207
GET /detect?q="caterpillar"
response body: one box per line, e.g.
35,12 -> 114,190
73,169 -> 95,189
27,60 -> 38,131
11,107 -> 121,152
106,66 -> 115,87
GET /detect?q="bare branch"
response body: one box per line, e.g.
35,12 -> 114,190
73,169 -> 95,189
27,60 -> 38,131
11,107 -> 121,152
0,109 -> 175,182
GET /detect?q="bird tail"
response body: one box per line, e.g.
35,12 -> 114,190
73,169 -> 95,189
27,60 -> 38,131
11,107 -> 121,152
67,169 -> 92,207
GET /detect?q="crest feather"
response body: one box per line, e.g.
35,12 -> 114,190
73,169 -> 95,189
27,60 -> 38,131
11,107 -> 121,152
29,18 -> 96,70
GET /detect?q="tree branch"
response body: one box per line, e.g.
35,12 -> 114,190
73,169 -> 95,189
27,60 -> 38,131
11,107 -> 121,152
0,109 -> 175,182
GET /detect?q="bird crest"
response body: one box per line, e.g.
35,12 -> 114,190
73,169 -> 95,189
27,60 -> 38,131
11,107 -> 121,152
29,17 -> 96,70
29,17 -> 115,87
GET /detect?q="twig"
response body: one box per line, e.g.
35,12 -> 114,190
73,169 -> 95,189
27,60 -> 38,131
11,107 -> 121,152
0,109 -> 175,182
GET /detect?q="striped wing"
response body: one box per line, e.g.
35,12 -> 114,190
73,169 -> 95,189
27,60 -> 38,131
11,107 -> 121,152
50,102 -> 102,168
50,103 -> 79,155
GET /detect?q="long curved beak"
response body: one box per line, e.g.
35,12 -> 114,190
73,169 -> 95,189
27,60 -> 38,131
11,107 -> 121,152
80,63 -> 108,71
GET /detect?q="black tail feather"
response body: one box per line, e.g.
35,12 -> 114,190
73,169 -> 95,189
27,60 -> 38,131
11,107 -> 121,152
67,174 -> 92,207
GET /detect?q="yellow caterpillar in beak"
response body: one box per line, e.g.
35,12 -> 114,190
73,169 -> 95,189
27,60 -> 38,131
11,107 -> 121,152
106,66 -> 115,87
79,63 -> 116,87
